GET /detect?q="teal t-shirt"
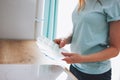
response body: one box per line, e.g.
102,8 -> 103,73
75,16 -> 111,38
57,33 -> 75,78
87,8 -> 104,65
71,0 -> 120,74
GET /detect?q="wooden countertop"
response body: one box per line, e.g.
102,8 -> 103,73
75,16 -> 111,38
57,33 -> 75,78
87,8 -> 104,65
0,40 -> 56,64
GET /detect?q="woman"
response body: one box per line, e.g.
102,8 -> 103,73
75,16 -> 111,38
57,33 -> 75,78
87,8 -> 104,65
54,0 -> 120,80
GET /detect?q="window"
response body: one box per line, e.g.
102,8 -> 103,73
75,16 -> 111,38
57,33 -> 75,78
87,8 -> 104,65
43,0 -> 58,40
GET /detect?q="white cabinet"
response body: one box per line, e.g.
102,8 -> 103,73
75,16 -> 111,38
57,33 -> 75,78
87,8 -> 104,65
0,65 -> 77,80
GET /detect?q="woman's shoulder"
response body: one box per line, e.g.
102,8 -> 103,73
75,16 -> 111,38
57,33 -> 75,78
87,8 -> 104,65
100,0 -> 119,8
101,0 -> 119,4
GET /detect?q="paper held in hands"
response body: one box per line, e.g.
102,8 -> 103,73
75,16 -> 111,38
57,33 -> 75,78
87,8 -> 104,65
36,36 -> 68,61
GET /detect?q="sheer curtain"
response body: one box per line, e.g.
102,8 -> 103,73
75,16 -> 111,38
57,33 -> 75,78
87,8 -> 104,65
43,0 -> 58,40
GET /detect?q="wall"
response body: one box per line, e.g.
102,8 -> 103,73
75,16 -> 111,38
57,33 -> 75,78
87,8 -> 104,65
0,0 -> 36,39
56,0 -> 78,38
35,0 -> 44,39
56,0 -> 78,51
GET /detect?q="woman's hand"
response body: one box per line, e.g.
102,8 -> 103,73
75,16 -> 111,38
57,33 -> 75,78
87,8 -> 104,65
62,52 -> 84,64
54,39 -> 67,48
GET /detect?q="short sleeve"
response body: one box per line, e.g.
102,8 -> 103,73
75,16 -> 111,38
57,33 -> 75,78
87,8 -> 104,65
104,0 -> 120,22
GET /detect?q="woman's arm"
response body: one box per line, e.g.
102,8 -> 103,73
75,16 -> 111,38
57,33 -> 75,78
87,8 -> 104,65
54,33 -> 73,48
63,33 -> 73,44
62,21 -> 120,64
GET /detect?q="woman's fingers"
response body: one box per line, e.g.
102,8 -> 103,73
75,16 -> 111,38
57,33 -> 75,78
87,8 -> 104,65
59,40 -> 66,48
54,39 -> 61,44
62,52 -> 72,57
54,39 -> 66,48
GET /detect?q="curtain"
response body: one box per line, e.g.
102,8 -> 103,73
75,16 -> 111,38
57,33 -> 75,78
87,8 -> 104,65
43,0 -> 58,40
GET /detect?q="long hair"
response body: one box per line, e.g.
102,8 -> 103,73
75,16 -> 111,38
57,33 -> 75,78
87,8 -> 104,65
78,0 -> 102,11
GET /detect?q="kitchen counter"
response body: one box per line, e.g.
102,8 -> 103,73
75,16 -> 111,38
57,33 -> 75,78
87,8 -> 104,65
0,40 -> 77,80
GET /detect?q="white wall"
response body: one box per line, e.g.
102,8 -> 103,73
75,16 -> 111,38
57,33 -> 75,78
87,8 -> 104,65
0,0 -> 36,39
56,0 -> 78,51
35,0 -> 45,39
56,0 -> 78,38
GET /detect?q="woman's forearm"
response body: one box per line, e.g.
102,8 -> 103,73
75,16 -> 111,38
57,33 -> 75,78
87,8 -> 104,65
80,47 -> 119,63
80,21 -> 120,63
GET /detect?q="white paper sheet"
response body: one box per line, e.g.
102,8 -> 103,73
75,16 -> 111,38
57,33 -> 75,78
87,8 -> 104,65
36,36 -> 68,61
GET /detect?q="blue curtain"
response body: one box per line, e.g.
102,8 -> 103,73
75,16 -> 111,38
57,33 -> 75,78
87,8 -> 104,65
43,0 -> 58,40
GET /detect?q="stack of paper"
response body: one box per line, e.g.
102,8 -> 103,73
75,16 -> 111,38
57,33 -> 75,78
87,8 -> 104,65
36,36 -> 68,61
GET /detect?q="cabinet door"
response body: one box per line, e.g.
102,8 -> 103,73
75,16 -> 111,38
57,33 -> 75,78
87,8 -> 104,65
0,0 -> 36,39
